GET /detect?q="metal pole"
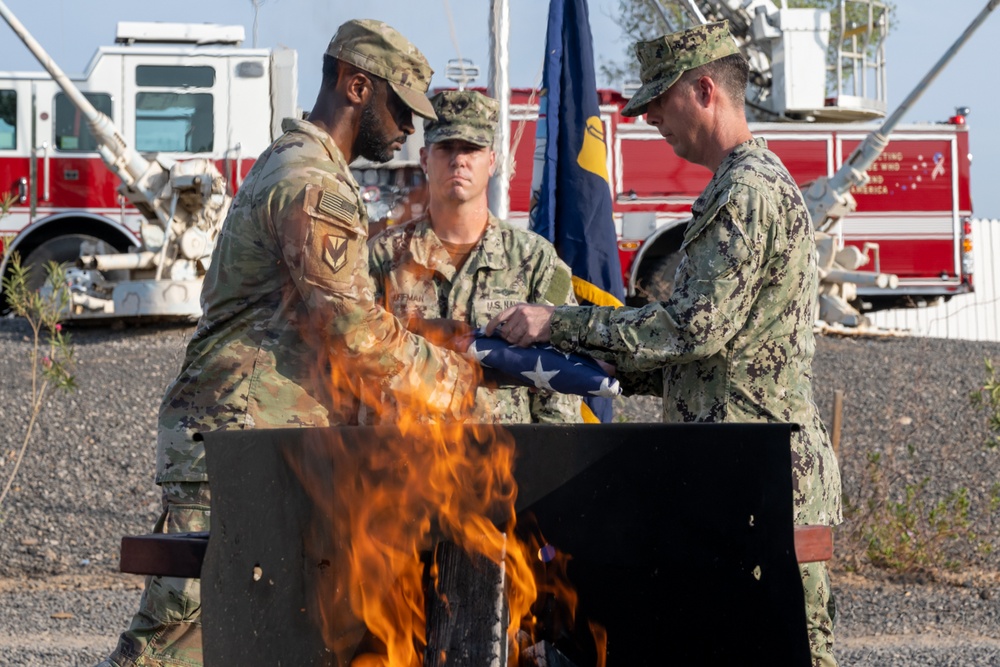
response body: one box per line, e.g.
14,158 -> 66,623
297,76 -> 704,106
649,0 -> 678,32
487,0 -> 511,220
678,0 -> 707,24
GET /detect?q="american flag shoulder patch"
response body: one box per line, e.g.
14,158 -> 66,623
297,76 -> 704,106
317,187 -> 358,223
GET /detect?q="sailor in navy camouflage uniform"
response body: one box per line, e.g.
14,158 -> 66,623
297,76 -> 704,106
487,21 -> 842,666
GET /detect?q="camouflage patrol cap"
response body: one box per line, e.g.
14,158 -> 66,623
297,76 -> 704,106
326,19 -> 437,120
423,90 -> 499,147
621,21 -> 740,118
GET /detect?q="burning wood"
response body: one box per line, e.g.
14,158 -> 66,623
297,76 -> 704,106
424,540 -> 508,667
520,641 -> 580,667
279,421 -> 546,667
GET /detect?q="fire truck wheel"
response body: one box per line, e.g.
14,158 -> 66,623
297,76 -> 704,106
21,234 -> 103,293
637,251 -> 684,303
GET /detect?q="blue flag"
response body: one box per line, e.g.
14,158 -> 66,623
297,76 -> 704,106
530,0 -> 625,423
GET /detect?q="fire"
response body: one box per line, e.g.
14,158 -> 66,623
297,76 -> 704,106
284,330 -> 555,666
517,516 -> 607,665
589,622 -> 608,667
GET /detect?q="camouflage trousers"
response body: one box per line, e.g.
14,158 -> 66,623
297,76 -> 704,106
98,482 -> 210,667
802,561 -> 838,667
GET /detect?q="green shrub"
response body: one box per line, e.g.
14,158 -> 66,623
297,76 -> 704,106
969,358 -> 1000,449
843,449 -> 989,574
0,205 -> 77,513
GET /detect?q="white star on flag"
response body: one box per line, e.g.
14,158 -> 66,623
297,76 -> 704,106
589,376 -> 621,398
466,340 -> 492,363
521,356 -> 560,391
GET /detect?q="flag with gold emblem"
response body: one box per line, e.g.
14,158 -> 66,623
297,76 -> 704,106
530,0 -> 624,423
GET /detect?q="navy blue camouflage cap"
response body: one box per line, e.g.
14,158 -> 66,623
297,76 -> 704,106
424,90 -> 499,147
621,21 -> 740,118
326,19 -> 437,120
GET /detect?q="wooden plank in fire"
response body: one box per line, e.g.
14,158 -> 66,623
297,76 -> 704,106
425,540 -> 508,667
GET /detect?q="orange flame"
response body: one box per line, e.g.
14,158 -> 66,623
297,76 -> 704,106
284,324 -> 564,667
589,621 -> 608,667
517,519 -> 606,665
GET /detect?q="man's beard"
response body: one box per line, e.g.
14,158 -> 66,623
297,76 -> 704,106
356,98 -> 400,163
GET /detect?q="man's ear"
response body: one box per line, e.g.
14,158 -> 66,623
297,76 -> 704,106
419,146 -> 429,173
696,75 -> 717,108
344,71 -> 373,106
488,149 -> 497,177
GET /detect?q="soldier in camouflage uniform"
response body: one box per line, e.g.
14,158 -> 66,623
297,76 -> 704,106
98,20 -> 479,667
486,22 -> 842,666
367,90 -> 581,425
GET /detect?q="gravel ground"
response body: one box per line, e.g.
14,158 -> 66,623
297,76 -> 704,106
1,318 -> 999,665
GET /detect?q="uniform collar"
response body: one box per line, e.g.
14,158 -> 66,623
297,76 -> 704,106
408,210 -> 507,276
476,212 -> 508,271
692,137 -> 766,215
280,118 -> 360,190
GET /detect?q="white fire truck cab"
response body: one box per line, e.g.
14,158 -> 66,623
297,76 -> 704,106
0,21 -> 297,316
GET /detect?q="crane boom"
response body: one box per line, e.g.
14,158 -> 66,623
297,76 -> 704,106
0,0 -> 173,229
0,2 -> 233,319
808,0 -> 999,232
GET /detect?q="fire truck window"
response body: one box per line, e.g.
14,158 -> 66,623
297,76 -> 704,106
136,66 -> 215,89
136,93 -> 214,153
235,61 -> 265,78
0,90 -> 15,150
54,92 -> 112,152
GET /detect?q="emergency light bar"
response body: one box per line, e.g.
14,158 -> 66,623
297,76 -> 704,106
115,22 -> 245,46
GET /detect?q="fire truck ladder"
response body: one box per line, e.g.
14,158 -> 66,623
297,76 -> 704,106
667,0 -> 889,122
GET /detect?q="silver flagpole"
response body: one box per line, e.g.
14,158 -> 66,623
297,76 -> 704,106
487,0 -> 511,219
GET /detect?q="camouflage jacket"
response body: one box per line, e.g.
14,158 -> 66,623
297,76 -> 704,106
368,212 -> 582,424
549,138 -> 842,526
156,119 -> 476,483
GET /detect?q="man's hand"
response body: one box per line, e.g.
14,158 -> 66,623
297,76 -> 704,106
594,358 -> 617,377
405,317 -> 474,353
485,304 -> 556,347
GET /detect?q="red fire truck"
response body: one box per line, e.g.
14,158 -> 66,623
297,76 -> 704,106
355,87 -> 973,313
0,2 -> 981,324
533,89 -> 972,311
0,19 -> 297,317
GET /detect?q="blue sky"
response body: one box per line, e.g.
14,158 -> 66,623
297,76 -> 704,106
1,0 -> 997,216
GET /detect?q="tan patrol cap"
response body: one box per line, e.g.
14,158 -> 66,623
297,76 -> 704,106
326,18 -> 437,120
621,21 -> 740,118
424,90 -> 499,147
